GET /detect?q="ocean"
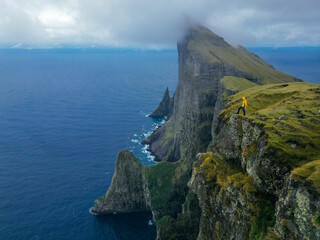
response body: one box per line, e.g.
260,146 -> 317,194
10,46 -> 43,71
248,47 -> 320,84
0,47 -> 319,240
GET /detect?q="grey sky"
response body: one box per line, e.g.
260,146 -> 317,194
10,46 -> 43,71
1,0 -> 319,48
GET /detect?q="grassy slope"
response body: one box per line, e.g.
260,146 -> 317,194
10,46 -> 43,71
188,26 -> 299,85
221,76 -> 259,91
221,82 -> 320,168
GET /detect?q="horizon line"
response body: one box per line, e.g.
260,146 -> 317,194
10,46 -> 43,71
1,45 -> 320,51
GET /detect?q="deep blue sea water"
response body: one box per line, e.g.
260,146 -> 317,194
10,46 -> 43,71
248,47 -> 320,84
0,47 -> 319,240
0,49 -> 177,240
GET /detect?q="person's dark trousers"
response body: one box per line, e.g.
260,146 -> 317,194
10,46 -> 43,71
237,106 -> 245,115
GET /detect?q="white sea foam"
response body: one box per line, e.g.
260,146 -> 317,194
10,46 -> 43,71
143,130 -> 153,138
135,116 -> 169,164
89,207 -> 98,215
148,219 -> 155,226
141,145 -> 156,162
142,145 -> 149,154
148,155 -> 155,161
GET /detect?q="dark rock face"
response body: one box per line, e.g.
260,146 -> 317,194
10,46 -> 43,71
189,170 -> 254,240
91,150 -> 150,214
275,177 -> 320,239
149,87 -> 173,117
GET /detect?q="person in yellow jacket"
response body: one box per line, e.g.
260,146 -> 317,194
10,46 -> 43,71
237,97 -> 247,115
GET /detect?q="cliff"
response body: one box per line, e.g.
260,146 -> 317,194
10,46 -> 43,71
190,82 -> 320,239
143,25 -> 300,163
92,25 -> 318,239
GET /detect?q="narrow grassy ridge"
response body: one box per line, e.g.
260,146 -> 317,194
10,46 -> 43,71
221,82 -> 320,168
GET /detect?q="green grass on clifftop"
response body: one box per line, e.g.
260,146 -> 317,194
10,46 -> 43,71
221,76 -> 259,91
221,82 -> 320,168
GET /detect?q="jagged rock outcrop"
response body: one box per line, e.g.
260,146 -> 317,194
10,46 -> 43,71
92,150 -> 150,214
149,87 -> 173,117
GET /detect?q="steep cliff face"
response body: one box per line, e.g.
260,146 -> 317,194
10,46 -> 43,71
92,150 -> 150,214
145,27 -> 225,162
189,116 -> 280,239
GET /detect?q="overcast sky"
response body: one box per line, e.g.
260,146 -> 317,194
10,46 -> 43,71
1,0 -> 319,48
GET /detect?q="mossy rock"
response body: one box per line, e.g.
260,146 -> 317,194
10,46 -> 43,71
291,160 -> 320,193
197,152 -> 257,196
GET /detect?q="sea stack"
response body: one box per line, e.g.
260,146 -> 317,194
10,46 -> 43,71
149,87 -> 173,117
91,150 -> 150,214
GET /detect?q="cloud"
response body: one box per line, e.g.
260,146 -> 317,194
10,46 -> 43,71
0,0 -> 319,48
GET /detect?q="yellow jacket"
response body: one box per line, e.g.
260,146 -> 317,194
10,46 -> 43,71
242,97 -> 247,109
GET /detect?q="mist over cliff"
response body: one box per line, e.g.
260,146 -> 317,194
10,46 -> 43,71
2,0 -> 320,48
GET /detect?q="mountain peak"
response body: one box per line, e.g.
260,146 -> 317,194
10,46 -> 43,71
181,24 -> 227,47
179,25 -> 300,85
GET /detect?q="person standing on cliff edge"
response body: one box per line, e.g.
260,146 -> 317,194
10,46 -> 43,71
237,97 -> 247,115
